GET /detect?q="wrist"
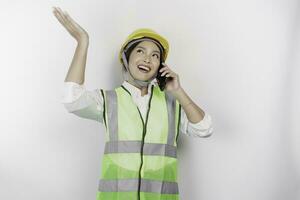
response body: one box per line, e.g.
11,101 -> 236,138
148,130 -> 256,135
78,39 -> 89,47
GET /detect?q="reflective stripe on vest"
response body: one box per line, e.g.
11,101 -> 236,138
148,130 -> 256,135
97,84 -> 181,199
104,140 -> 177,158
98,178 -> 178,194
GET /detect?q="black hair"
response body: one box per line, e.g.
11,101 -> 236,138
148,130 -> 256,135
122,38 -> 163,71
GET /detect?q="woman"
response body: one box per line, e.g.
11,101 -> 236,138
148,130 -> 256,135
53,6 -> 213,200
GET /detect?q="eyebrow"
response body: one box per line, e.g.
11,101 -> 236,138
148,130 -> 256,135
136,46 -> 160,54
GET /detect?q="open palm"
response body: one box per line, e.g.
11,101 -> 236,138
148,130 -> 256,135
52,6 -> 89,43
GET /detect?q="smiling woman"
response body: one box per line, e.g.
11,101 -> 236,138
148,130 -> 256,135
54,15 -> 214,199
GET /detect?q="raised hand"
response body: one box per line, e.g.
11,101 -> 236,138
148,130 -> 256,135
52,6 -> 89,44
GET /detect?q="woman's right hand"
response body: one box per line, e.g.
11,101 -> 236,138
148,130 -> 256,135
52,6 -> 89,44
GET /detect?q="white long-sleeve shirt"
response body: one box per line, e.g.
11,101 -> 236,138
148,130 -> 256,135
62,80 -> 214,138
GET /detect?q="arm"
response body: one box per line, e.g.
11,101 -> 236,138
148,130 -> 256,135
158,64 -> 213,136
52,6 -> 89,84
158,64 -> 207,124
64,42 -> 89,84
172,87 -> 205,123
53,7 -> 104,122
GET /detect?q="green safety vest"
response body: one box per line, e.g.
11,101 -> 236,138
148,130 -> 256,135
96,84 -> 181,200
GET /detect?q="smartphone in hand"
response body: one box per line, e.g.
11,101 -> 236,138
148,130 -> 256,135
156,62 -> 173,91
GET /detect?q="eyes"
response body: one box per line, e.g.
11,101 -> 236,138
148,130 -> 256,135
136,49 -> 160,59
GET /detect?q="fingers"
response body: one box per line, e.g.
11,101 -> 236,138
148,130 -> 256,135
63,10 -> 78,29
165,71 -> 177,79
53,7 -> 67,24
165,72 -> 175,77
52,7 -> 75,32
61,10 -> 78,32
161,69 -> 170,77
159,63 -> 167,72
160,66 -> 172,76
53,7 -> 65,25
159,65 -> 178,79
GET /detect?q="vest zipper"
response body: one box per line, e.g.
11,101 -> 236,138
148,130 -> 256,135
121,85 -> 154,200
137,85 -> 154,200
136,107 -> 145,200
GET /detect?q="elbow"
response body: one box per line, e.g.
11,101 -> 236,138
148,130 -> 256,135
201,127 -> 214,138
62,102 -> 76,113
196,126 -> 214,138
186,126 -> 214,138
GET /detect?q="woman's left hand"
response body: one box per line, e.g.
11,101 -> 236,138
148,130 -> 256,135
159,63 -> 182,93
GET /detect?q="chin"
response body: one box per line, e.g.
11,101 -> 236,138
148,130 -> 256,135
135,76 -> 150,81
134,72 -> 154,81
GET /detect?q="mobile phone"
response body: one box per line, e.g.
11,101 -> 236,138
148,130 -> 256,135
156,62 -> 172,91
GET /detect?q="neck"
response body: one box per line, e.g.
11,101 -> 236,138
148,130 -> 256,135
126,79 -> 149,96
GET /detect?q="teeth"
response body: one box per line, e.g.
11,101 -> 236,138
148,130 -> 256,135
138,65 -> 150,72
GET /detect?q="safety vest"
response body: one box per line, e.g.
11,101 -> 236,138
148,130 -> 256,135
96,84 -> 181,200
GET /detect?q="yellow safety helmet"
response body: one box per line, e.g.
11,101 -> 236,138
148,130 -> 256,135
119,28 -> 169,67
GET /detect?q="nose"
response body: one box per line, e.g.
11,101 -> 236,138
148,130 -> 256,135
144,55 -> 151,63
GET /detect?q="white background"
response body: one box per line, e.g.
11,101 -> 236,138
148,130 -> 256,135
0,0 -> 299,199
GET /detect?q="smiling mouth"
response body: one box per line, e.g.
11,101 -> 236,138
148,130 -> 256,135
137,65 -> 151,73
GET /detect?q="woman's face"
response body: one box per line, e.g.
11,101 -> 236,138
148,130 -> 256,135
128,40 -> 161,81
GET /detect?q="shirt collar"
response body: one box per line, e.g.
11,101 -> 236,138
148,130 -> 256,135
122,79 -> 158,97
